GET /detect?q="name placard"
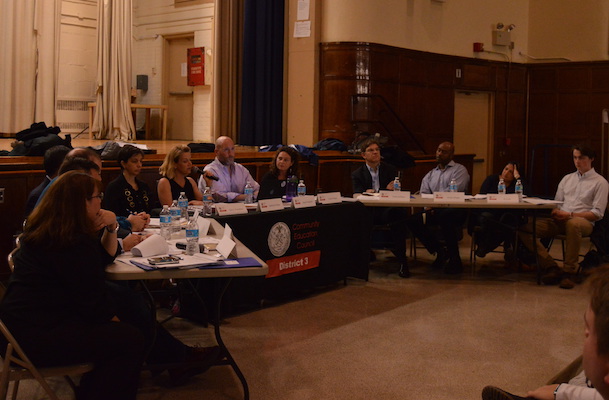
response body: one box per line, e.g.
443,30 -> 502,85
292,195 -> 317,209
379,190 -> 411,201
487,193 -> 519,203
216,202 -> 248,216
317,192 -> 342,204
434,192 -> 465,203
258,198 -> 284,212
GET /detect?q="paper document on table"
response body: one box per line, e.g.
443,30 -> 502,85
216,224 -> 236,258
473,194 -> 487,199
130,234 -> 168,257
523,198 -> 563,205
421,193 -> 434,199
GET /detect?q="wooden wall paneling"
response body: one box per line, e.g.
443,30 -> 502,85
423,87 -> 455,152
558,67 -> 591,92
319,79 -> 366,142
397,84 -> 428,151
460,63 -> 495,89
590,66 -> 609,92
556,93 -> 590,143
529,67 -> 557,92
424,58 -> 456,87
398,55 -> 427,85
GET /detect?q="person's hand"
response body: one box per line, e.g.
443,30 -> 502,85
122,234 -> 143,251
551,208 -> 571,221
127,213 -> 148,232
385,182 -> 396,190
93,209 -> 117,231
526,384 -> 559,400
189,200 -> 204,206
365,189 -> 375,193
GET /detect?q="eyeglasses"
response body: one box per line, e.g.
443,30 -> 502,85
365,148 -> 380,153
89,192 -> 104,201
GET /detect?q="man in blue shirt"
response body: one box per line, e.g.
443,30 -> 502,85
407,142 -> 470,274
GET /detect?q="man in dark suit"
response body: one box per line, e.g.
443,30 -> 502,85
23,145 -> 70,219
352,138 -> 410,277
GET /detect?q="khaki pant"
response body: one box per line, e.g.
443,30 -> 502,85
518,216 -> 593,273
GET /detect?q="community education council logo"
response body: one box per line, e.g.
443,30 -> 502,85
268,222 -> 291,257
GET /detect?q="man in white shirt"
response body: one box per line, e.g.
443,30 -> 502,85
198,136 -> 260,202
518,146 -> 609,289
482,266 -> 609,400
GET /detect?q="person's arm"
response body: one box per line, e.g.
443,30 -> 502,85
157,177 -> 173,207
91,208 -> 118,256
351,168 -> 368,194
527,383 -> 603,400
187,177 -> 203,201
420,170 -> 433,194
452,165 -> 471,193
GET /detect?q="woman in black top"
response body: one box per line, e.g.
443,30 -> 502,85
258,146 -> 300,200
472,162 -> 528,258
0,171 -> 146,400
104,145 -> 152,217
157,145 -> 203,206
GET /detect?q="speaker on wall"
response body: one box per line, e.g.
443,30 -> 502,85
136,75 -> 148,91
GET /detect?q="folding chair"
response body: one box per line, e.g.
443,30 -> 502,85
0,319 -> 93,400
2,239 -> 93,399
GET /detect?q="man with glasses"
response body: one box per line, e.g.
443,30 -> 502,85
352,138 -> 410,277
198,136 -> 260,202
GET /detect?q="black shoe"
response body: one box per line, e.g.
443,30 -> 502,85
169,345 -> 220,386
398,263 -> 411,278
431,247 -> 448,268
475,245 -> 488,258
541,266 -> 562,286
481,385 -> 528,400
444,258 -> 463,274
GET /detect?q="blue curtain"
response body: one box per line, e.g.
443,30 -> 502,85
239,0 -> 284,145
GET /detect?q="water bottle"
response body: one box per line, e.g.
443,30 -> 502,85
297,179 -> 306,196
515,179 -> 523,201
498,178 -> 506,194
178,192 -> 188,220
185,215 -> 199,255
393,177 -> 401,191
159,205 -> 172,240
449,179 -> 457,192
244,181 -> 254,204
285,175 -> 298,201
169,200 -> 181,232
203,186 -> 213,216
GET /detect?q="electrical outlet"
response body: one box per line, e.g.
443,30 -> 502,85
0,188 -> 4,203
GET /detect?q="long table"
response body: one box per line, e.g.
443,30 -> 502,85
357,194 -> 558,283
106,219 -> 267,400
211,201 -> 371,313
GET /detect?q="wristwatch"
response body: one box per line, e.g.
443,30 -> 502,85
106,224 -> 119,233
554,383 -> 562,399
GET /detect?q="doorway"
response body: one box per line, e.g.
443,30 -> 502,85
164,35 -> 195,140
453,91 -> 494,194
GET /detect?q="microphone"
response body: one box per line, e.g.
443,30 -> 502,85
191,166 -> 219,180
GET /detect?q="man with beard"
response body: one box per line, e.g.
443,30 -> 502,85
198,136 -> 260,202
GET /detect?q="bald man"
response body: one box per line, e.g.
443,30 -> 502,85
406,142 -> 470,274
198,136 -> 260,202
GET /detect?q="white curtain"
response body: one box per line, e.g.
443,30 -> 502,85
0,0 -> 60,135
93,0 -> 135,140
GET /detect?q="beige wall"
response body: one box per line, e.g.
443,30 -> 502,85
528,0 -> 609,61
132,0 -> 214,141
321,0 -> 530,63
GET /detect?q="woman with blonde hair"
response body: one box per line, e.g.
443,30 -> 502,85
157,145 -> 203,206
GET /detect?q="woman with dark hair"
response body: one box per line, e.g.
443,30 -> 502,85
157,145 -> 203,206
472,161 -> 529,258
0,171 -> 146,400
103,144 -> 153,217
258,146 -> 301,200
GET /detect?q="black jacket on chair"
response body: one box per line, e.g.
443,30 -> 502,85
351,161 -> 398,194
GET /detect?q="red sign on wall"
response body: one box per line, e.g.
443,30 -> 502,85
187,47 -> 205,86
